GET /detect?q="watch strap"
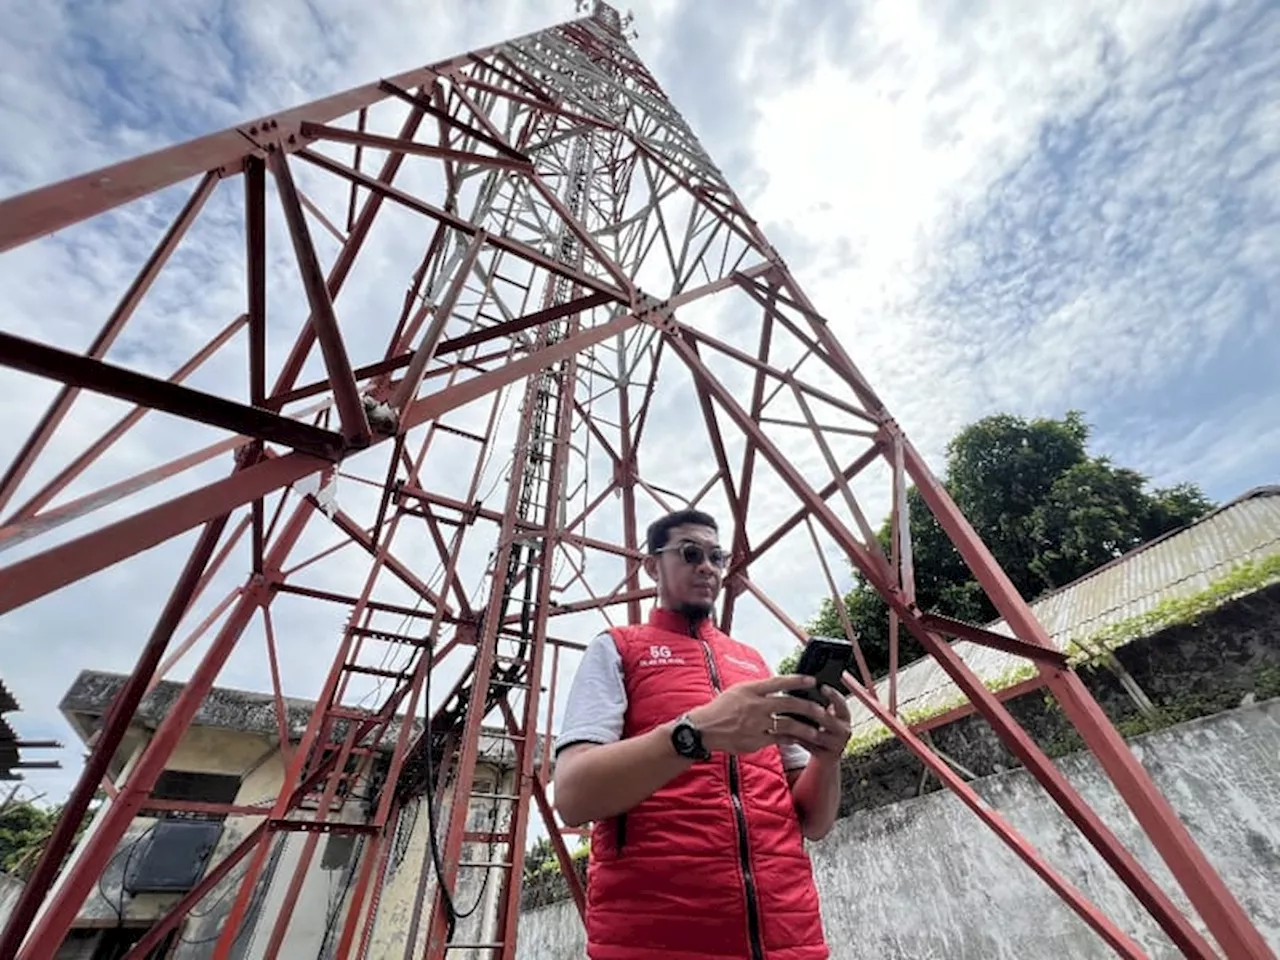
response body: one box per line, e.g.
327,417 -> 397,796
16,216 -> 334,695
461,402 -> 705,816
671,713 -> 711,761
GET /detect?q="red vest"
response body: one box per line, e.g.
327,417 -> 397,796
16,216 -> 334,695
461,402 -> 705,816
585,608 -> 828,960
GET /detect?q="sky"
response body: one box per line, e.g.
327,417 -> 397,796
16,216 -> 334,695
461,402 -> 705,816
0,0 -> 1278,819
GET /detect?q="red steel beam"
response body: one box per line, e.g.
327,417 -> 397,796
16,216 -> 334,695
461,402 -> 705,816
919,613 -> 1069,668
722,297 -> 773,635
120,724 -> 379,960
0,331 -> 345,458
391,231 -> 486,411
769,246 -> 1273,958
0,434 -> 248,554
844,675 -> 1147,959
665,328 -> 1225,959
0,305 -> 642,614
0,171 -> 218,515
18,504 -> 315,960
301,121 -> 535,173
268,148 -> 372,448
378,80 -> 530,162
7,311 -> 248,524
909,428 -> 1272,957
0,513 -> 231,958
434,290 -> 613,358
0,450 -> 326,616
494,326 -> 580,958
295,147 -> 626,302
267,99 -> 429,404
0,28 -> 576,253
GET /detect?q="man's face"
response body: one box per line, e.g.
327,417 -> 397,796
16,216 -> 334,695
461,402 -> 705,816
649,523 -> 726,616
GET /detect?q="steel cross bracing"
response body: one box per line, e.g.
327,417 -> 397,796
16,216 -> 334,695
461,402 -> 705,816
0,3 -> 1270,959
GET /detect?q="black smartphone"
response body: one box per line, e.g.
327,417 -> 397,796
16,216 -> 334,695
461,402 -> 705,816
779,636 -> 854,728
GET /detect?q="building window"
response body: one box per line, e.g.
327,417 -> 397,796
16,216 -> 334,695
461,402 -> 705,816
123,819 -> 224,895
140,769 -> 242,821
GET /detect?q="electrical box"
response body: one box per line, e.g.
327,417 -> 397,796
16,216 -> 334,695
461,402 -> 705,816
124,819 -> 223,894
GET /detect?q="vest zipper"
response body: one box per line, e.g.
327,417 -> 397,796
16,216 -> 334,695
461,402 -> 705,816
695,623 -> 766,960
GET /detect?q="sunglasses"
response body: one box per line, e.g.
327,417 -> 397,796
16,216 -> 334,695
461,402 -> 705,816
656,540 -> 729,570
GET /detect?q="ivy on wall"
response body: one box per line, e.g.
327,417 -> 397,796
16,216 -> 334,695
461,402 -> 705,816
842,552 -> 1280,758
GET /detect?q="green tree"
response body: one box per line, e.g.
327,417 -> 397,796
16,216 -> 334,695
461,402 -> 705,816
523,835 -> 555,882
0,799 -> 58,875
0,795 -> 101,879
783,411 -> 1214,678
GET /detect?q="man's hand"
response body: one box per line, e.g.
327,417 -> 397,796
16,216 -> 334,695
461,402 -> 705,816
785,677 -> 854,840
783,684 -> 852,762
688,674 -> 829,755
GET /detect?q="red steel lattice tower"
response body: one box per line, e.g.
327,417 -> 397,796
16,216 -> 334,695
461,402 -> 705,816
0,3 -> 1272,958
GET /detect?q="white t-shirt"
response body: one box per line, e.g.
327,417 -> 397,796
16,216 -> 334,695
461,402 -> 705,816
553,632 -> 811,771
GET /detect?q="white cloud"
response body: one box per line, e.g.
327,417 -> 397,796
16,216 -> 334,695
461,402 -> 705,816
742,0 -> 1280,491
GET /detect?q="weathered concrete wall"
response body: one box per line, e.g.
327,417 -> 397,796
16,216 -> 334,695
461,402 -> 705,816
55,727 -> 283,930
0,871 -> 23,929
516,698 -> 1280,959
29,722 -> 359,958
841,582 -> 1280,816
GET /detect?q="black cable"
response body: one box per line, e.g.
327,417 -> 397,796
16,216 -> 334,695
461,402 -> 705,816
318,835 -> 365,957
178,832 -> 279,947
95,821 -> 158,927
446,793 -> 502,921
417,353 -> 568,942
421,635 -> 462,943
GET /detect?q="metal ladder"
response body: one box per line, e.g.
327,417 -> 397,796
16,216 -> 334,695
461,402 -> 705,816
435,127 -> 594,960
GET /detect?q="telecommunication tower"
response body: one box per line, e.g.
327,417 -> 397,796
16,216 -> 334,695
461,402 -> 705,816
0,3 -> 1270,958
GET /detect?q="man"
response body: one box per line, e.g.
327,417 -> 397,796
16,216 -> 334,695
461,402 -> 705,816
553,508 -> 852,960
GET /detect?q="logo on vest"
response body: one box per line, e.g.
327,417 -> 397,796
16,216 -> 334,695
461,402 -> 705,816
724,654 -> 762,674
639,644 -> 687,667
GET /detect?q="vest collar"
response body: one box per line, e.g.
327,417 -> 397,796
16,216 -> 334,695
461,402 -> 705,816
647,605 -> 718,640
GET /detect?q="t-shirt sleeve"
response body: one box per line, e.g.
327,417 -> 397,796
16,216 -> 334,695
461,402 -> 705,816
767,656 -> 811,772
553,632 -> 626,756
780,741 -> 811,771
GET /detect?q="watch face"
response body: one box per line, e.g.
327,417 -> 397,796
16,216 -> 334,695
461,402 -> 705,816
675,727 -> 695,752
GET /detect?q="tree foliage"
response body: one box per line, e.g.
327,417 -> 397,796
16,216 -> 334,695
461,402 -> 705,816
780,411 -> 1214,678
523,834 -> 555,881
0,799 -> 59,877
0,796 -> 100,879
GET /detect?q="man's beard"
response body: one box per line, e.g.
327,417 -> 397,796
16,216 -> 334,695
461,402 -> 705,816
676,601 -> 714,622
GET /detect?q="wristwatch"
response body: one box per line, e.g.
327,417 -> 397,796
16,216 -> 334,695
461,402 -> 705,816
671,713 -> 711,761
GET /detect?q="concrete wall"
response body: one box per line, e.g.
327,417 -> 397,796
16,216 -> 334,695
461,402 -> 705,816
23,709 -> 523,959
59,727 -> 289,931
30,722 -> 369,959
516,698 -> 1280,959
0,872 -> 23,930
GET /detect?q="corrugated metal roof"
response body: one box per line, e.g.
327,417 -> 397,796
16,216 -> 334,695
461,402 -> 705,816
1,679 -> 23,779
845,486 -> 1280,739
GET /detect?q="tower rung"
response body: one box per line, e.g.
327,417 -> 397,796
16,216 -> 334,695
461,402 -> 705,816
348,626 -> 429,645
464,831 -> 515,843
488,678 -> 530,689
481,731 -> 526,742
435,422 -> 487,443
457,859 -> 513,869
344,664 -> 408,680
329,707 -> 377,721
491,654 -> 529,666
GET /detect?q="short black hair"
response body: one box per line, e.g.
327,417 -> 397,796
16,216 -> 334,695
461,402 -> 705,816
646,509 -> 719,554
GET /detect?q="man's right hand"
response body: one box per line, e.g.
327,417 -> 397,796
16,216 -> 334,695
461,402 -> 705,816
688,674 -> 831,755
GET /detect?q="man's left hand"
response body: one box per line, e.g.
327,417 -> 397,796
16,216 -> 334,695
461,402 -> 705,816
777,684 -> 851,762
